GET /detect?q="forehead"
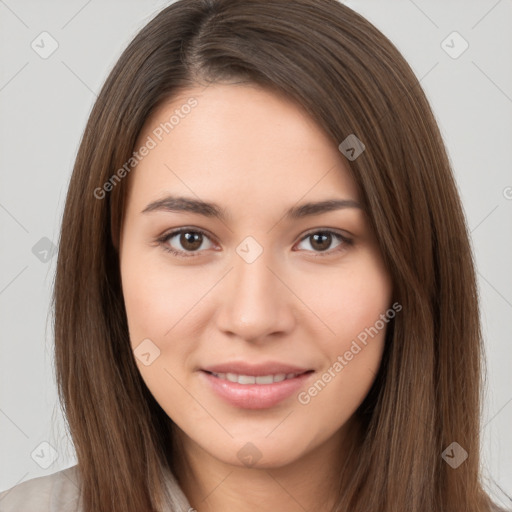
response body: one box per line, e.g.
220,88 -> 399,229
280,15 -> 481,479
126,83 -> 360,211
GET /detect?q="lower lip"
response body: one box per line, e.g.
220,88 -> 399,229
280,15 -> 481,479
200,370 -> 314,410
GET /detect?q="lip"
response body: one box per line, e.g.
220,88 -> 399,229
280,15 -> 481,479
201,361 -> 312,376
199,367 -> 315,410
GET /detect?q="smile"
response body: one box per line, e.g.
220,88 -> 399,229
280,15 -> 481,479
206,371 -> 303,385
200,369 -> 314,409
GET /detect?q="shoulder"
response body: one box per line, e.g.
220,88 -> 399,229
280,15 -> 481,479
0,465 -> 81,512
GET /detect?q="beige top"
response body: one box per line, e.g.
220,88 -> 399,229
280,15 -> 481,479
0,465 -> 193,512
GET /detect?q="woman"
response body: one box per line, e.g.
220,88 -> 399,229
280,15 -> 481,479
0,0 -> 507,511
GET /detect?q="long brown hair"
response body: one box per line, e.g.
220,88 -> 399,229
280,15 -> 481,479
53,1 -> 506,510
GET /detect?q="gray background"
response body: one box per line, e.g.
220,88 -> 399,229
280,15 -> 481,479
0,0 -> 511,505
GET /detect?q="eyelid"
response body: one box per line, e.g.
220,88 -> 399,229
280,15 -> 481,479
299,227 -> 353,241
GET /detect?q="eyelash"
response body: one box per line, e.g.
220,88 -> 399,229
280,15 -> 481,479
156,227 -> 353,259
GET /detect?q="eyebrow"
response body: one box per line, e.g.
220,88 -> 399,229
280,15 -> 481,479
141,195 -> 363,221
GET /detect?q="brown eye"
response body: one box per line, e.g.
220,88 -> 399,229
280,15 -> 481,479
309,232 -> 333,251
159,228 -> 215,257
296,230 -> 352,256
179,231 -> 203,251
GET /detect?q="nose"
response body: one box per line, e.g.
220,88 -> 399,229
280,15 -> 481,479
214,247 -> 296,343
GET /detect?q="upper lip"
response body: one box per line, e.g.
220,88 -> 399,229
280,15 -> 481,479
201,362 -> 313,376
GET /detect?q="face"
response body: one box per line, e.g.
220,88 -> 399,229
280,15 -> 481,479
119,83 -> 392,470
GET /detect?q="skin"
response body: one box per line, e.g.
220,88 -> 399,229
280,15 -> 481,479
119,82 -> 392,512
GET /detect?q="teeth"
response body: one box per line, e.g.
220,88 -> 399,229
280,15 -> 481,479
255,375 -> 273,384
237,374 -> 255,384
211,372 -> 300,384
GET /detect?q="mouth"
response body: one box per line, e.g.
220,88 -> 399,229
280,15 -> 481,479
202,369 -> 313,385
199,369 -> 315,409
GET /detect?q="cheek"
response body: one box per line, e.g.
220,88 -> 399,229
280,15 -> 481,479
120,246 -> 213,410
120,245 -> 207,346
296,253 -> 391,407
312,253 -> 392,350
120,250 -> 201,418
